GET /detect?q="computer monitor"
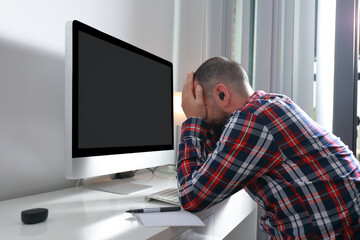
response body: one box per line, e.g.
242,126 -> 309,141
65,20 -> 175,181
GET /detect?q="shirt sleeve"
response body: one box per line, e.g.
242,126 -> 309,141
176,111 -> 283,212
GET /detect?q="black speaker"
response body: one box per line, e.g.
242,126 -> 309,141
219,92 -> 225,100
21,208 -> 48,224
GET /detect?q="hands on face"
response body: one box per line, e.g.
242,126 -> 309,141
181,72 -> 207,120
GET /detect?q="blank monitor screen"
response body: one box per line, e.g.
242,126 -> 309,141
72,21 -> 173,158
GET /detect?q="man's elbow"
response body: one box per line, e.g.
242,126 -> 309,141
179,196 -> 208,213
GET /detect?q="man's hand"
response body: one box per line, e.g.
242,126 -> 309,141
181,72 -> 207,120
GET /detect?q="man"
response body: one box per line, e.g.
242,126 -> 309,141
176,57 -> 360,239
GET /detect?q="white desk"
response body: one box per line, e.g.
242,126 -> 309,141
0,169 -> 256,240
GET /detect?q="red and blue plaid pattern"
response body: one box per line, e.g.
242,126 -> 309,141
177,91 -> 360,239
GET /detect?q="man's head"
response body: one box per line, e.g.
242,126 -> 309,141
194,56 -> 250,98
193,57 -> 253,139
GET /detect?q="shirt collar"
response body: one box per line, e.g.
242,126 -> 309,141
243,90 -> 266,106
232,90 -> 265,115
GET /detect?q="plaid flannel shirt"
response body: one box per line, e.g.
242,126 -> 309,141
176,90 -> 360,239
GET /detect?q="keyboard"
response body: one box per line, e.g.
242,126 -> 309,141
145,188 -> 181,206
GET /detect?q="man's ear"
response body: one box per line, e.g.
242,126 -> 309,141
214,84 -> 230,106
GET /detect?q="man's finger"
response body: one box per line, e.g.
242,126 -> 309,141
181,72 -> 207,119
182,72 -> 195,99
195,84 -> 203,102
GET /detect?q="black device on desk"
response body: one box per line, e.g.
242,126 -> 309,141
21,208 -> 48,224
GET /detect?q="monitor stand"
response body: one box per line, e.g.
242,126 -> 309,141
83,171 -> 153,195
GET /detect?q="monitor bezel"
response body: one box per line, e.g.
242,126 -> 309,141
71,20 -> 174,158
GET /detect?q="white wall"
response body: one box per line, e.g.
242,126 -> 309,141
0,0 -> 175,201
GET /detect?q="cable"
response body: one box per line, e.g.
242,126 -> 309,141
75,179 -> 82,187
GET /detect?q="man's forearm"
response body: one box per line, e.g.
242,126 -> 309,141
177,118 -> 208,178
176,117 -> 211,211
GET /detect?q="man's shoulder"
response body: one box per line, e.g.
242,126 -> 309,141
233,91 -> 293,125
254,91 -> 292,104
241,91 -> 291,110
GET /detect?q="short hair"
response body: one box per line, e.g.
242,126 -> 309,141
194,57 -> 249,97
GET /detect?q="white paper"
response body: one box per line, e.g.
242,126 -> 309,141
135,210 -> 205,227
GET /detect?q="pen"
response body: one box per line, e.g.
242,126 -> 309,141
126,206 -> 181,213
